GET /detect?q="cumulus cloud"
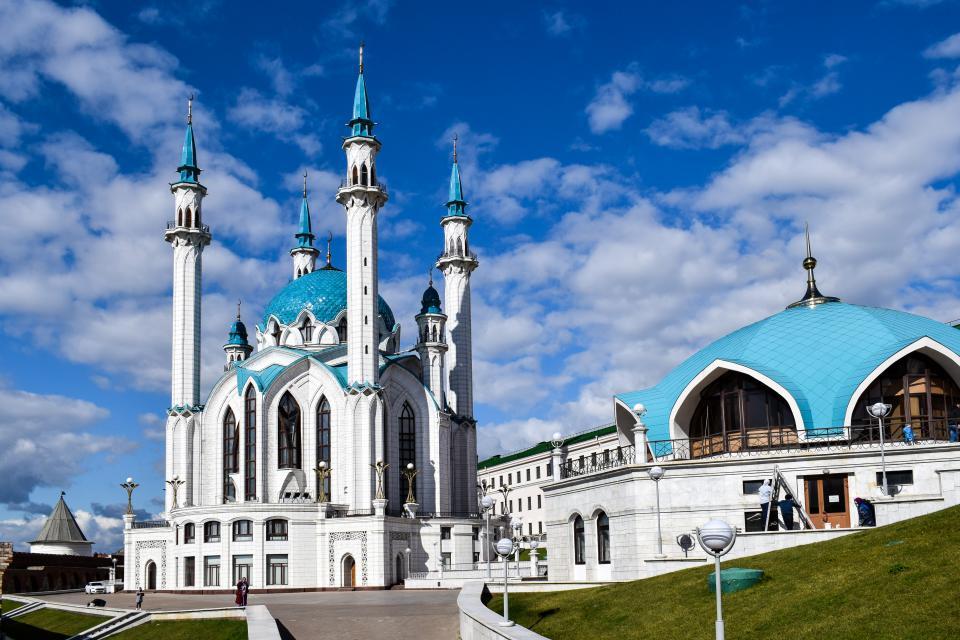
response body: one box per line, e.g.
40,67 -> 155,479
646,107 -> 746,149
779,53 -> 848,107
586,66 -> 688,134
542,10 -> 584,36
925,32 -> 960,59
227,88 -> 321,156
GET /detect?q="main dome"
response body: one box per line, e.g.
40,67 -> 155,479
261,268 -> 396,330
617,302 -> 960,439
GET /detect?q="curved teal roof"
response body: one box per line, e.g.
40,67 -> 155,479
616,302 -> 960,440
420,283 -> 442,314
226,318 -> 250,347
260,268 -> 396,330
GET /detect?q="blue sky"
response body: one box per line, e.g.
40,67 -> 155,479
3,0 -> 960,551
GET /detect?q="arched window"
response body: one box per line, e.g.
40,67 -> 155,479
177,208 -> 183,227
352,165 -> 359,185
184,522 -> 195,544
851,352 -> 960,442
573,515 -> 585,565
300,318 -> 314,343
278,391 -> 301,469
195,206 -> 201,226
432,325 -> 438,342
370,164 -> 376,186
361,164 -> 369,186
185,207 -> 192,228
596,512 -> 610,564
456,238 -> 463,255
223,409 -> 238,503
399,402 -> 416,500
337,318 -> 348,343
689,371 -> 796,457
316,397 -> 332,500
204,521 -> 220,543
244,386 -> 257,501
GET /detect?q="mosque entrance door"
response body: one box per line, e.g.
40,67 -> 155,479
342,555 -> 356,588
804,474 -> 850,529
145,561 -> 157,590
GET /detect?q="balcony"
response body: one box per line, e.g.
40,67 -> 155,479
165,220 -> 211,234
131,520 -> 170,529
338,178 -> 388,196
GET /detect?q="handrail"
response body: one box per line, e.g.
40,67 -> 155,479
131,520 -> 170,529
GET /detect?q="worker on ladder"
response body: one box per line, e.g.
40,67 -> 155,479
759,479 -> 774,530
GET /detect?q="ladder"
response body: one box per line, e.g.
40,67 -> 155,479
763,465 -> 815,531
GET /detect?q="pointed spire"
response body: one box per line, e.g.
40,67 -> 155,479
176,94 -> 201,184
349,42 -> 374,137
445,135 -> 467,217
236,299 -> 242,322
787,223 -> 840,309
326,231 -> 333,267
295,171 -> 315,248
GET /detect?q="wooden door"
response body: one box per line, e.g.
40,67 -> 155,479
146,562 -> 157,590
804,475 -> 851,529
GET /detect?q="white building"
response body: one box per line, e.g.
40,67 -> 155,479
542,242 -> 960,583
125,48 -> 483,591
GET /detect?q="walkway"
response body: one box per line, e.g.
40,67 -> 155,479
38,589 -> 460,639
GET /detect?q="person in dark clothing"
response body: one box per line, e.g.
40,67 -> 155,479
855,497 -> 876,527
779,493 -> 797,530
135,588 -> 144,610
949,403 -> 960,442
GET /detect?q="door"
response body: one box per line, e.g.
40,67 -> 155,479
146,561 -> 157,590
804,475 -> 851,529
342,555 -> 355,588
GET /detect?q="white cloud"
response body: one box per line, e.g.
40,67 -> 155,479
925,32 -> 960,59
227,88 -> 322,156
646,107 -> 745,149
586,67 -> 688,134
780,54 -> 848,107
542,10 -> 584,36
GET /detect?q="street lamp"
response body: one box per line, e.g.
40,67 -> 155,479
510,517 -> 523,571
696,519 -> 738,640
648,465 -> 666,557
314,460 -> 331,503
404,547 -> 411,582
402,463 -> 419,504
495,537 -> 518,627
120,477 -> 139,515
633,404 -> 649,463
528,537 -> 540,576
867,402 -> 893,496
480,494 -> 496,579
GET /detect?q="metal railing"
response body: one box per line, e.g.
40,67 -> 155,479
436,249 -> 479,262
338,178 -> 388,195
165,220 -> 211,233
131,520 -> 170,529
561,446 -> 636,479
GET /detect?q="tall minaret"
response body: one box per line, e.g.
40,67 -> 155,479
415,271 -> 447,404
291,171 -> 319,280
166,96 -> 211,408
335,43 -> 388,386
436,136 -> 479,513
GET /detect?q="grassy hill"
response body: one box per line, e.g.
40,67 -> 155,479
488,505 -> 960,640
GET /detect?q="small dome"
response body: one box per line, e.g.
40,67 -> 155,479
261,268 -> 396,330
420,284 -> 442,315
226,318 -> 250,346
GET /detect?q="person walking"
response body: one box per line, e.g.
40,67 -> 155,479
135,587 -> 144,610
779,493 -> 797,530
235,578 -> 244,607
758,479 -> 774,530
949,402 -> 960,442
240,577 -> 249,607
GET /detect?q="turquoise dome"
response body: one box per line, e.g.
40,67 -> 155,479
260,269 -> 396,331
420,284 -> 442,314
617,302 -> 960,440
226,318 -> 250,346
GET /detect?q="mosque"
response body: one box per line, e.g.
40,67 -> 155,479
124,48 -> 482,591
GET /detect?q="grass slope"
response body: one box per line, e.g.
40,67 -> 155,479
110,618 -> 248,640
2,598 -> 27,614
489,505 -> 960,640
1,607 -> 110,639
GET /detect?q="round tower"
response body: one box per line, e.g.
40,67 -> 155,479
415,272 -> 448,404
224,302 -> 253,370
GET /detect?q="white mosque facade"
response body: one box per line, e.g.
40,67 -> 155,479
124,51 -> 482,591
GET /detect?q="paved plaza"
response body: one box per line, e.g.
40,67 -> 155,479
38,589 -> 461,639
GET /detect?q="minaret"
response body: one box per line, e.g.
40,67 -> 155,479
415,271 -> 447,404
224,301 -> 253,370
165,96 -> 211,408
335,43 -> 388,386
436,136 -> 479,513
291,171 -> 319,280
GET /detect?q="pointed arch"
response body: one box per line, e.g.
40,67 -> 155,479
399,401 -> 416,501
271,322 -> 283,346
316,396 -> 332,500
361,163 -> 369,186
596,511 -> 610,564
370,163 -> 376,186
278,391 -> 302,469
244,385 -> 257,501
223,408 -> 238,503
300,317 -> 314,343
177,208 -> 183,227
352,165 -> 359,185
337,317 -> 348,343
195,206 -> 201,226
456,238 -> 463,256
185,207 -> 192,228
572,514 -> 585,565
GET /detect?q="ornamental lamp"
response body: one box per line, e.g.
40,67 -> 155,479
699,519 -> 735,553
481,495 -> 495,510
867,402 -> 892,419
495,538 -> 514,557
550,432 -> 564,449
648,465 -> 665,481
529,538 -> 540,551
633,403 -> 647,416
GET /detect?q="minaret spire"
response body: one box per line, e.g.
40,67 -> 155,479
187,94 -> 193,124
291,170 -> 319,279
787,223 -> 840,309
325,231 -> 333,268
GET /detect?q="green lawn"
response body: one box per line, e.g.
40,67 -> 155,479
489,505 -> 960,640
110,618 -> 247,640
2,597 -> 27,613
1,607 -> 110,639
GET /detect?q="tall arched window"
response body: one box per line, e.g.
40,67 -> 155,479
244,386 -> 257,501
399,402 -> 416,500
300,318 -> 314,343
573,515 -> 585,565
316,397 -> 331,499
185,207 -> 192,228
337,318 -> 348,343
360,164 -> 369,186
596,512 -> 610,564
195,206 -> 201,226
852,352 -> 960,441
271,323 -> 282,346
223,409 -> 238,503
278,392 -> 302,469
456,238 -> 463,256
689,371 -> 796,457
370,164 -> 376,186
177,208 -> 183,227
352,165 -> 359,185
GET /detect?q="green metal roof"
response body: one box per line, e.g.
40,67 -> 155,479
477,424 -> 616,470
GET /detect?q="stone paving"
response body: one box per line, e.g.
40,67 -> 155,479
37,589 -> 461,639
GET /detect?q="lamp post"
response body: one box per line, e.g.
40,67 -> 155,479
495,537 -> 518,627
480,495 -> 496,579
314,461 -> 331,503
120,477 -> 139,515
404,547 -> 411,582
166,475 -> 185,510
867,402 -> 893,496
511,517 -> 523,573
648,465 -> 665,558
696,519 -> 738,640
529,538 -> 540,577
402,463 -> 419,504
550,431 -> 564,478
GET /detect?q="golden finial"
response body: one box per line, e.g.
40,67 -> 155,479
326,231 -> 333,267
359,41 -> 364,74
453,134 -> 458,163
787,222 -> 839,309
187,94 -> 194,125
303,170 -> 308,198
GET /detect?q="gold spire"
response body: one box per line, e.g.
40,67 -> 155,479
453,134 -> 458,163
187,94 -> 194,125
787,222 -> 840,309
303,170 -> 308,198
359,41 -> 364,74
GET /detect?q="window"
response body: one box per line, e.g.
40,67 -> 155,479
267,555 -> 288,586
536,466 -> 541,480
547,462 -> 552,477
204,521 -> 220,543
317,397 -> 332,500
518,499 -> 522,512
300,319 -> 314,343
441,552 -> 452,568
352,165 -> 359,185
184,523 -> 195,544
526,469 -> 531,482
337,318 -> 348,342
399,402 -> 416,500
441,526 -> 451,540
232,520 -> 253,542
578,455 -> 585,470
744,510 -> 777,532
877,470 -> 914,486
271,324 -> 282,345
528,523 -> 533,535
223,409 -> 238,503
591,452 -> 597,467
499,475 -> 504,486
204,556 -> 220,587
184,556 -> 195,587
472,527 -> 479,541
537,495 -> 542,509
742,480 -> 771,495
597,512 -> 611,564
278,391 -> 301,469
573,516 -> 585,565
244,386 -> 257,500
266,519 -> 288,541
538,522 -> 543,534
360,164 -> 369,186
473,552 -> 480,563
509,500 -> 513,512
233,555 -> 253,583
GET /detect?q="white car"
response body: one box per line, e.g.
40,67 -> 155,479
84,582 -> 107,594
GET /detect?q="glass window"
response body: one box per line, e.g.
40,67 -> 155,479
232,520 -> 253,542
204,556 -> 220,587
536,466 -> 541,479
266,519 -> 288,541
337,318 -> 348,342
744,510 -> 770,532
573,516 -> 585,565
244,386 -> 257,501
300,319 -> 313,343
204,521 -> 220,543
267,555 -> 288,586
597,512 -> 611,564
316,397 -> 332,499
184,556 -> 195,587
547,462 -> 552,477
184,523 -> 195,544
877,470 -> 914,486
527,497 -> 532,510
742,480 -> 771,495
537,495 -> 542,509
223,408 -> 238,503
441,552 -> 452,568
233,554 -> 253,584
526,469 -> 531,482
538,522 -> 543,534
278,392 -> 301,469
441,526 -> 451,540
399,402 -> 416,500
472,527 -> 479,541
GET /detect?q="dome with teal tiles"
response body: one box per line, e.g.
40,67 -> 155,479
226,317 -> 250,346
616,301 -> 960,441
420,282 -> 442,314
260,268 -> 396,331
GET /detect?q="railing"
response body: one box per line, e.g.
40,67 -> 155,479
436,249 -> 479,262
165,220 -> 211,233
131,520 -> 170,529
338,178 -> 388,195
560,446 -> 636,479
